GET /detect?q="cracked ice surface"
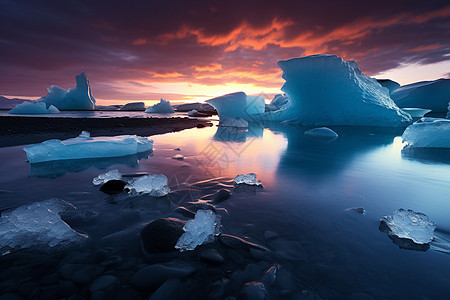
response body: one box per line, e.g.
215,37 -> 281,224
125,174 -> 170,197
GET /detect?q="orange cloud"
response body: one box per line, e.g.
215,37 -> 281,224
193,63 -> 223,72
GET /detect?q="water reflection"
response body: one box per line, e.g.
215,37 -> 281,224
29,150 -> 153,178
402,148 -> 450,164
213,124 -> 264,143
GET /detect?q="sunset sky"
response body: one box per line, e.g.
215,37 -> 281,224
1,0 -> 449,105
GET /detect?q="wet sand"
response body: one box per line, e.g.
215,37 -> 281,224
0,116 -> 212,147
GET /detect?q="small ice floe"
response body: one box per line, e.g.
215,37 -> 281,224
8,101 -> 60,114
402,118 -> 450,149
0,199 -> 86,255
304,127 -> 338,140
233,173 -> 262,186
187,109 -> 209,117
346,207 -> 365,214
175,210 -> 221,251
379,208 -> 436,251
92,169 -> 122,185
24,131 -> 153,163
125,174 -> 170,197
171,154 -> 184,160
219,117 -> 249,128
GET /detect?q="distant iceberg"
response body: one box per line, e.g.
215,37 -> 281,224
145,99 -> 174,113
120,102 -> 145,111
402,118 -> 450,148
24,131 -> 153,163
8,101 -> 60,114
0,199 -> 86,255
206,92 -> 265,123
39,72 -> 96,110
265,55 -> 411,127
392,79 -> 450,113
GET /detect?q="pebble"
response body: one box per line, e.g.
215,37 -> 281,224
140,218 -> 185,254
241,282 -> 267,300
200,248 -> 225,264
212,189 -> 231,203
100,180 -> 127,195
71,265 -> 104,284
130,262 -> 195,290
89,275 -> 117,293
148,278 -> 181,300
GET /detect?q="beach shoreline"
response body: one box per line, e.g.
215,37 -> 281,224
0,116 -> 212,147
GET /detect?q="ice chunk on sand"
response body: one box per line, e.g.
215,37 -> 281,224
206,92 -> 265,122
8,101 -> 60,114
39,72 -> 96,110
120,102 -> 145,111
0,199 -> 86,255
304,127 -> 338,139
145,99 -> 174,113
219,117 -> 248,128
380,209 -> 436,244
233,173 -> 262,186
24,131 -> 153,163
175,210 -> 221,251
392,79 -> 450,113
93,169 -> 122,185
402,118 -> 450,148
267,55 -> 411,127
125,174 -> 170,196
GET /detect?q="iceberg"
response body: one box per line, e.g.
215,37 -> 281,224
206,92 -> 265,123
265,94 -> 290,112
125,174 -> 170,196
39,72 -> 96,110
120,102 -> 145,111
219,117 -> 249,128
24,131 -> 153,163
402,118 -> 450,148
401,108 -> 431,119
8,101 -> 60,114
175,210 -> 221,251
447,101 -> 450,119
175,102 -> 216,114
268,55 -> 411,127
233,173 -> 262,186
304,127 -> 338,139
380,209 -> 436,245
392,79 -> 450,112
145,99 -> 174,113
92,169 -> 122,185
0,199 -> 86,255
376,79 -> 400,94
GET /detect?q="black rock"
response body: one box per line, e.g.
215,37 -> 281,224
140,218 -> 185,254
212,189 -> 231,203
100,180 -> 127,195
241,282 -> 267,300
200,249 -> 225,264
130,262 -> 195,290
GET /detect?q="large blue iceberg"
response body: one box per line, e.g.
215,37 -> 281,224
402,118 -> 450,148
266,55 -> 411,127
392,79 -> 450,113
206,92 -> 265,123
8,101 -> 60,114
39,72 -> 96,110
24,131 -> 153,163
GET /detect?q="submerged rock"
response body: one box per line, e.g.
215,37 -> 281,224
130,262 -> 195,290
99,180 -> 127,195
212,189 -> 231,203
140,218 -> 185,254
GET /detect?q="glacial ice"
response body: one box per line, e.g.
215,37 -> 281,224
219,117 -> 249,128
24,131 -> 153,163
304,127 -> 338,139
392,79 -> 450,112
380,209 -> 436,244
125,174 -> 170,196
175,210 -> 221,251
447,101 -> 450,119
377,79 -> 400,94
265,94 -> 290,112
145,99 -> 174,113
39,72 -> 96,110
0,199 -> 86,255
206,92 -> 265,122
233,173 -> 262,186
120,102 -> 145,111
401,108 -> 431,119
267,55 -> 411,127
8,101 -> 60,114
402,118 -> 450,148
175,102 -> 216,113
92,169 -> 122,185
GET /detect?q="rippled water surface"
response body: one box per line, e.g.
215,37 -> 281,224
0,122 -> 449,299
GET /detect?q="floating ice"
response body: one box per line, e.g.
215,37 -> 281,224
39,72 -> 96,110
219,117 -> 249,128
8,101 -> 60,114
206,92 -> 265,122
93,169 -> 122,185
380,209 -> 436,244
304,127 -> 338,139
392,79 -> 450,112
120,102 -> 145,111
187,109 -> 209,117
145,99 -> 174,113
175,102 -> 215,113
171,154 -> 184,160
376,79 -> 400,94
402,118 -> 450,148
175,210 -> 221,251
0,199 -> 86,255
125,174 -> 170,196
266,55 -> 411,127
24,131 -> 153,163
401,108 -> 431,118
233,173 -> 262,186
447,101 -> 450,119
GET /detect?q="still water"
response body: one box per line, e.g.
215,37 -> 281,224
0,122 -> 449,299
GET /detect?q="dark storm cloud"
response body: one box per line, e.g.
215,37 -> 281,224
0,0 -> 449,100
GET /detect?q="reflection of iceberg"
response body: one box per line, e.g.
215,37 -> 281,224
24,131 -> 153,163
213,124 -> 264,143
30,151 -> 152,178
